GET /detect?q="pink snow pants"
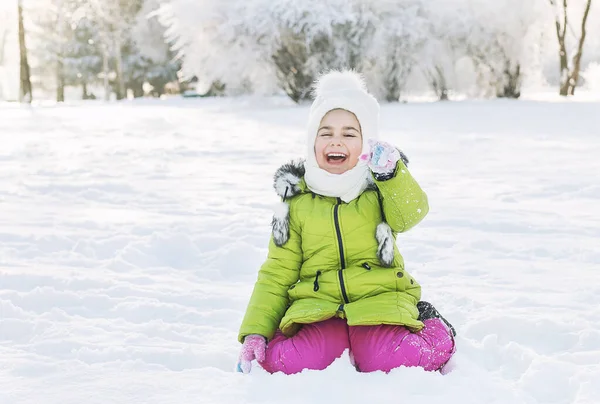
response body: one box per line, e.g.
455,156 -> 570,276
258,317 -> 455,375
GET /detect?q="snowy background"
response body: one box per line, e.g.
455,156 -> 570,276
1,0 -> 600,102
0,95 -> 599,403
1,0 -> 600,402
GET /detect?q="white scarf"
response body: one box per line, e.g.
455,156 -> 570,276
304,148 -> 370,203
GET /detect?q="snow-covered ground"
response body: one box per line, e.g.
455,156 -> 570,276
0,97 -> 599,404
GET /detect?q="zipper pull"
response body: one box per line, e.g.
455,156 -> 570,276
313,270 -> 322,292
362,263 -> 371,270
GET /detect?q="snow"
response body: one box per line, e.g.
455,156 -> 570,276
1,96 -> 599,404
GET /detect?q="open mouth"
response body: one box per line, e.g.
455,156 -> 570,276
326,152 -> 348,164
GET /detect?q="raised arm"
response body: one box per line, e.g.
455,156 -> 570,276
373,156 -> 429,233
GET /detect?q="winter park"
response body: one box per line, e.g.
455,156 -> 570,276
1,1 -> 600,403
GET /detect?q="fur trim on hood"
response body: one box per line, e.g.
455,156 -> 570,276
273,159 -> 306,200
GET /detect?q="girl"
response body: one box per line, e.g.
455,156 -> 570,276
237,70 -> 456,375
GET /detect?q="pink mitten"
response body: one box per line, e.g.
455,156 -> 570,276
360,139 -> 400,177
237,334 -> 266,374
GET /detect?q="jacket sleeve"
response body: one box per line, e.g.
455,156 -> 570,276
238,204 -> 302,343
374,159 -> 429,233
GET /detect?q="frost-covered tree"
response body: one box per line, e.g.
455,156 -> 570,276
361,0 -> 428,102
157,0 -> 265,96
128,0 -> 179,96
415,0 -> 470,101
80,0 -> 177,99
160,0 -> 357,101
258,0 -> 366,102
548,0 -> 594,96
88,0 -> 143,100
29,0 -> 75,101
64,15 -> 103,99
161,0 -> 427,102
29,0 -> 105,101
445,0 -> 546,99
29,0 -> 107,101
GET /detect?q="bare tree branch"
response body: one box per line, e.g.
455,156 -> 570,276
577,0 -> 593,58
549,0 -> 593,95
562,0 -> 568,40
549,0 -> 565,48
569,0 -> 593,94
18,0 -> 32,103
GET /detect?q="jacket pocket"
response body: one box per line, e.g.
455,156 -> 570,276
394,268 -> 419,293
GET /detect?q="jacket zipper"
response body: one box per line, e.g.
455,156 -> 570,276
334,197 -> 350,304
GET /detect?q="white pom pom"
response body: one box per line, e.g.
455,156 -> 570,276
312,70 -> 368,98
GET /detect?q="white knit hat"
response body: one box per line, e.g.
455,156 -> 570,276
306,70 -> 380,156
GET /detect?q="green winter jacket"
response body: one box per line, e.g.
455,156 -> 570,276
238,158 -> 429,343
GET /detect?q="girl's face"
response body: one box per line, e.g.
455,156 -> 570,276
314,109 -> 363,174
